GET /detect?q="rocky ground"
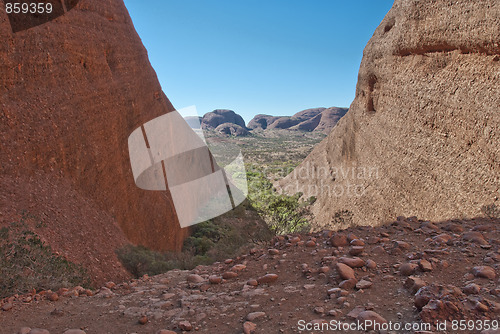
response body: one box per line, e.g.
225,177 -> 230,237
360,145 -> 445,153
1,216 -> 499,334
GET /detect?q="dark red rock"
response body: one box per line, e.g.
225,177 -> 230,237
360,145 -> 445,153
399,263 -> 419,276
339,278 -> 358,290
336,263 -> 356,280
463,231 -> 489,245
330,234 -> 348,247
472,266 -> 496,279
257,274 -> 278,284
339,257 -> 365,268
0,0 -> 188,287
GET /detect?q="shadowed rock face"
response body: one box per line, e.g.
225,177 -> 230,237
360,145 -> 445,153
280,0 -> 500,230
201,110 -> 247,130
215,123 -> 250,136
0,0 -> 188,283
247,114 -> 281,130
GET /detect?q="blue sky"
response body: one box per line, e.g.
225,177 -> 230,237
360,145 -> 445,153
123,0 -> 394,123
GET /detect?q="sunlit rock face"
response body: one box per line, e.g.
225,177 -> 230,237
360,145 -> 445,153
0,0 -> 188,284
280,0 -> 500,230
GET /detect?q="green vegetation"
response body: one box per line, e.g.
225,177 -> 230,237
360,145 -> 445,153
246,164 -> 311,235
116,245 -> 212,278
117,131 -> 321,278
117,206 -> 273,278
0,212 -> 90,298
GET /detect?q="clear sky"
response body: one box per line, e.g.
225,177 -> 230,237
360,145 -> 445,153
123,0 -> 394,123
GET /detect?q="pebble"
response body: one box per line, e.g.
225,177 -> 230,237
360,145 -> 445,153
319,266 -> 330,273
356,311 -> 388,329
399,263 -> 419,276
367,236 -> 380,244
305,240 -> 316,247
433,234 -> 453,243
19,328 -> 31,334
347,306 -> 365,319
339,278 -> 357,290
404,276 -> 426,294
231,264 -> 246,271
243,321 -> 257,334
356,279 -> 373,289
138,315 -> 148,325
365,259 -> 377,269
222,271 -> 238,279
257,274 -> 278,284
247,279 -> 259,286
48,292 -> 59,302
28,330 -> 50,334
186,274 -> 204,283
339,257 -> 365,268
268,249 -> 280,255
331,234 -> 348,247
475,301 -> 489,312
394,241 -> 411,250
336,263 -> 355,280
179,320 -> 193,331
156,330 -> 177,334
349,246 -> 364,256
481,330 -> 500,334
418,259 -> 433,272
104,281 -> 116,289
2,302 -> 13,311
463,283 -> 481,294
246,311 -> 266,321
472,266 -> 496,279
314,306 -> 324,314
209,275 -> 222,284
463,231 -> 489,245
350,239 -> 365,246
62,330 -> 86,334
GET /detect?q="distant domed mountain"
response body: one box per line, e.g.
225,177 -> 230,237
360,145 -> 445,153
201,109 -> 247,130
248,107 -> 348,133
195,107 -> 348,137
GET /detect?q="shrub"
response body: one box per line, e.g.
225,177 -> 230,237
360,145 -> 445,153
0,217 -> 90,298
266,194 -> 311,235
244,165 -> 311,235
116,245 -> 212,278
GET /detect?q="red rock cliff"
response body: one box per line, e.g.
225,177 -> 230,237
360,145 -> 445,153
0,0 -> 188,283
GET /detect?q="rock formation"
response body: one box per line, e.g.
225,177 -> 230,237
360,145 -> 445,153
215,123 -> 250,136
280,0 -> 500,229
247,114 -> 281,130
201,109 -> 247,130
248,107 -> 347,133
0,0 -> 188,284
310,107 -> 349,133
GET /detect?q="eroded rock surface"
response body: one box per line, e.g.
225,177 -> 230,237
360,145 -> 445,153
279,0 -> 500,229
0,0 -> 188,284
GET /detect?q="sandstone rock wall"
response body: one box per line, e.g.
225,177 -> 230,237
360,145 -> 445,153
280,0 -> 500,229
0,0 -> 188,283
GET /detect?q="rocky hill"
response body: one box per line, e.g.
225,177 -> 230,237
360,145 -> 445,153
279,0 -> 500,230
1,216 -> 499,333
201,109 -> 247,130
248,107 -> 348,133
0,0 -> 187,285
